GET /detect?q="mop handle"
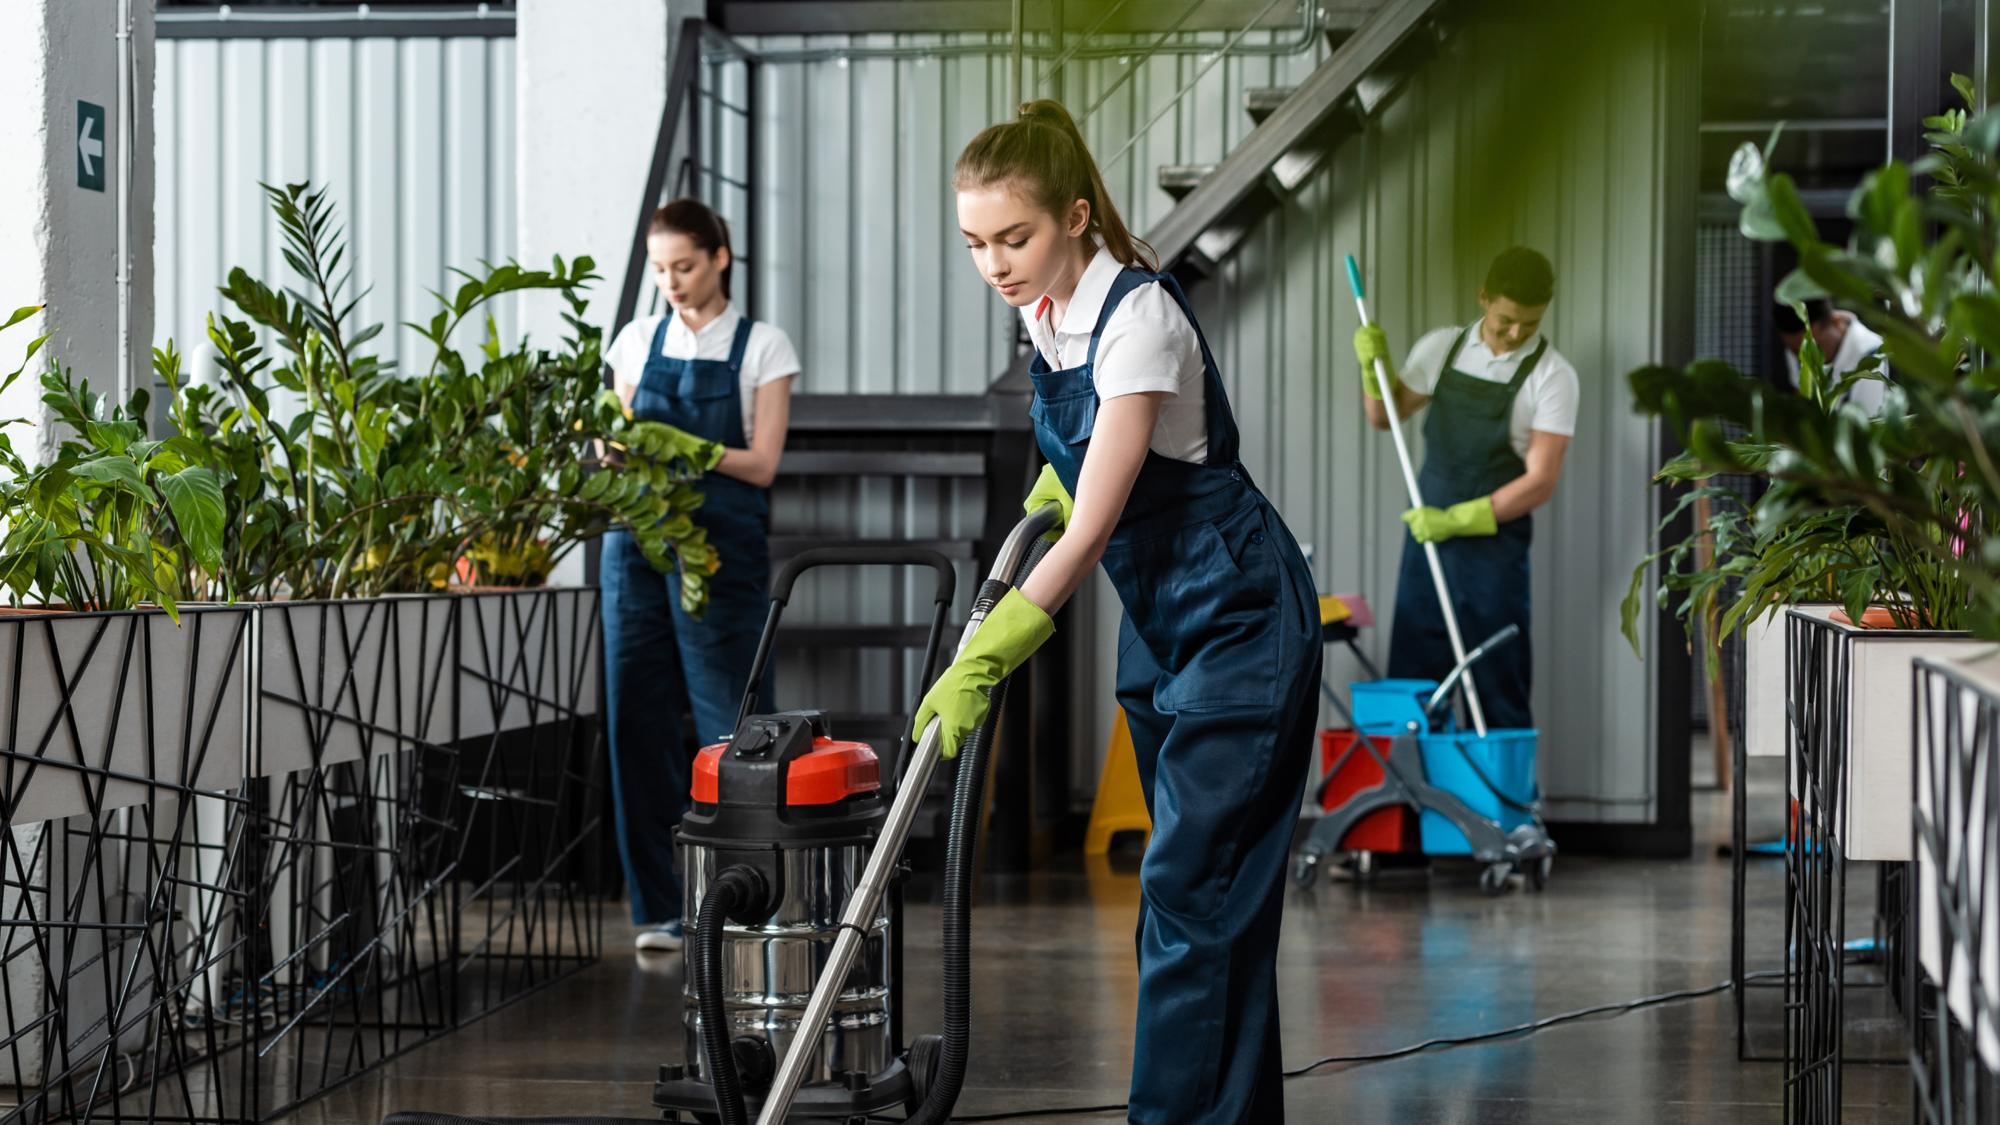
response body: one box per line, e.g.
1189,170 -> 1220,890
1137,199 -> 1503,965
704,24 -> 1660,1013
1343,255 -> 1488,737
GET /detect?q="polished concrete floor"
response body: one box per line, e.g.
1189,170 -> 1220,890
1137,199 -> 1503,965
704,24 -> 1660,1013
286,771 -> 1915,1124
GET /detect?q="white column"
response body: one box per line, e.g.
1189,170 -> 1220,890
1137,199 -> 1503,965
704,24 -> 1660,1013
0,0 -> 154,465
518,0 -> 700,585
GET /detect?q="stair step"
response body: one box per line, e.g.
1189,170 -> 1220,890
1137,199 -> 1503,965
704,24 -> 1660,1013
1141,0 -> 1450,275
1157,164 -> 1218,200
1244,86 -> 1294,123
779,450 -> 986,478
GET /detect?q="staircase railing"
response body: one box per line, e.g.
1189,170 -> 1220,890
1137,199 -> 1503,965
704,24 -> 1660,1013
613,19 -> 763,336
615,4 -> 1329,336
1144,0 -> 1445,271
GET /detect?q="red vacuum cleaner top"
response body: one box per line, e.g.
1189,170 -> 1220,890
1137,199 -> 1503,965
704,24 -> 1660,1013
691,737 -> 881,807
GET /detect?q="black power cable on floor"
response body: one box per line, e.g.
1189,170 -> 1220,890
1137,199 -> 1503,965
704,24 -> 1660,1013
896,971 -> 1782,1123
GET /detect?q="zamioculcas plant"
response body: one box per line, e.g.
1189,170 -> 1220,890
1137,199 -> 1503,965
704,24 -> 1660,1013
202,183 -> 721,608
0,315 -> 227,618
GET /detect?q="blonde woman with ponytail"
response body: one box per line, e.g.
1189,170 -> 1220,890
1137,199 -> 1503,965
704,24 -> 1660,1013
914,100 -> 1321,1124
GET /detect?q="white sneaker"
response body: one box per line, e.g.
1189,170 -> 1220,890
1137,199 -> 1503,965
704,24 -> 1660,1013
635,920 -> 684,952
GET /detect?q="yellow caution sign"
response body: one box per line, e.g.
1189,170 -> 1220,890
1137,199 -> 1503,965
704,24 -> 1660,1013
1084,709 -> 1152,855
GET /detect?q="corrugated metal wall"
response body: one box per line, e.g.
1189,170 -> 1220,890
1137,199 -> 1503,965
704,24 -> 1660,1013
734,9 -> 1690,822
155,35 -> 517,389
152,9 -> 1693,824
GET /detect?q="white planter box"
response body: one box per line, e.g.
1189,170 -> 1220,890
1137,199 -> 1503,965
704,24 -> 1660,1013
1913,649 -> 2000,1071
253,595 -> 456,777
0,607 -> 250,826
1787,606 -> 1983,862
454,587 -> 601,742
1745,606 -> 1820,758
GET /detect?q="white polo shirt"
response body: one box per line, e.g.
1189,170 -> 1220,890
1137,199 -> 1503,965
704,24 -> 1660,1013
1021,247 -> 1209,463
1400,321 -> 1580,459
1783,312 -> 1886,415
606,303 -> 801,443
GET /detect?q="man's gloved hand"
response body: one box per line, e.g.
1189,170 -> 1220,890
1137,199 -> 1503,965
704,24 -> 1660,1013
1023,463 -> 1074,537
1402,496 -> 1498,544
913,588 -> 1055,760
1352,325 -> 1400,400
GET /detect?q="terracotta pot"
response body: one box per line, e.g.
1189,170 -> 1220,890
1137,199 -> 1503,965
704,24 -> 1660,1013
1830,605 -> 1934,629
0,604 -> 73,616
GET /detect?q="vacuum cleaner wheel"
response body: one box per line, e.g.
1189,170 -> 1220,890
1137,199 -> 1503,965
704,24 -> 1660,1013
906,1034 -> 944,1114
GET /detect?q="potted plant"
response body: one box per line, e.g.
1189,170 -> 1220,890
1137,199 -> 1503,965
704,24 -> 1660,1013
1625,84 -> 2000,859
193,183 -> 720,759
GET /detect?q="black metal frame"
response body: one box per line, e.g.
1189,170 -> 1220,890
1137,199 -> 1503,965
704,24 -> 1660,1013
614,20 -> 764,341
1783,608 -> 1946,1123
0,589 -> 605,1124
1912,654 -> 2000,1124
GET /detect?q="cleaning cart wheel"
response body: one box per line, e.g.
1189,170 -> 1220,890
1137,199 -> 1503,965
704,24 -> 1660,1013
1479,863 -> 1511,896
906,1033 -> 944,1113
1529,854 -> 1553,891
1290,852 -> 1320,889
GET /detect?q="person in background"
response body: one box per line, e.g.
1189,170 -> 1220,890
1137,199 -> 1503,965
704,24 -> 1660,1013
1352,246 -> 1578,732
1776,298 -> 1886,413
600,198 -> 800,953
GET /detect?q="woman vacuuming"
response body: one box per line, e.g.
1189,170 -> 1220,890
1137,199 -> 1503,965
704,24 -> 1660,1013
917,101 -> 1321,1124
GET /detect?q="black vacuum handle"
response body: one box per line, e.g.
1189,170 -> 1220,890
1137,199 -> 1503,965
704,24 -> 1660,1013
771,546 -> 958,608
734,545 -> 960,735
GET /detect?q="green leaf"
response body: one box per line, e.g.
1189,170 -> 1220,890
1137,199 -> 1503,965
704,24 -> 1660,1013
159,467 -> 227,572
69,455 -> 153,499
1765,174 -> 1819,246
1774,269 -> 1829,307
1725,141 -> 1766,205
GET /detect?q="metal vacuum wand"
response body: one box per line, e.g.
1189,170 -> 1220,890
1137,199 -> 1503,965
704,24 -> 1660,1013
754,504 -> 1062,1125
1343,254 -> 1488,737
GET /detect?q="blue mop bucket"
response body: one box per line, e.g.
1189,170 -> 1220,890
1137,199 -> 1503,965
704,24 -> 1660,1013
1415,729 -> 1539,855
1349,679 -> 1446,736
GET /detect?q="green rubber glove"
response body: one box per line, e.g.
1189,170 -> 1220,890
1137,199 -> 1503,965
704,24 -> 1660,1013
1353,325 -> 1400,399
1023,463 -> 1074,537
913,588 -> 1055,760
1402,497 -> 1498,544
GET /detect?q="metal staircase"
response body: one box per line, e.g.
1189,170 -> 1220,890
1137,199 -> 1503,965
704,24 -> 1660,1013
1143,0 -> 1450,281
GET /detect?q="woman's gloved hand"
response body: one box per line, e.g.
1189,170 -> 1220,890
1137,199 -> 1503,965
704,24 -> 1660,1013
1023,463 -> 1074,534
1352,325 -> 1401,400
1402,496 -> 1498,544
913,588 -> 1055,760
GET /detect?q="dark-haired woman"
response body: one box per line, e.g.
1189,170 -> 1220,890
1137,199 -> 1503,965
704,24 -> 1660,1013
602,198 -> 799,953
913,101 -> 1320,1124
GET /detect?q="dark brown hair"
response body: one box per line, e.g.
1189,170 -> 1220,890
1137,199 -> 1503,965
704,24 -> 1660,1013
648,198 -> 733,297
954,99 -> 1157,271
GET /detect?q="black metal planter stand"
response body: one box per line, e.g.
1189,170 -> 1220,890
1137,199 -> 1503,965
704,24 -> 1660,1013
1781,608 -> 1966,1124
1912,654 -> 2000,1125
0,589 -> 606,1124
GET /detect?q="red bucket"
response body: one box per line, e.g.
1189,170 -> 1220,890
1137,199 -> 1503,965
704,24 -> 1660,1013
1318,730 -> 1419,853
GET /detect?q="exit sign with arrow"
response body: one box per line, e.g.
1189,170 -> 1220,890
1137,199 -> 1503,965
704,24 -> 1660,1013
77,101 -> 105,192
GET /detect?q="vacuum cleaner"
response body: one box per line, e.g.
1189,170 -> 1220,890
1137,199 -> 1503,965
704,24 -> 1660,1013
382,506 -> 1060,1125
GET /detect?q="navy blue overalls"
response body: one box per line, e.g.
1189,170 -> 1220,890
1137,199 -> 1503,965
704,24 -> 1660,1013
601,314 -> 775,926
1385,326 -> 1546,731
1029,268 -> 1322,1124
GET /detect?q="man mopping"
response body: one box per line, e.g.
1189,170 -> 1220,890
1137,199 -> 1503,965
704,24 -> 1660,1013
1352,246 -> 1578,731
